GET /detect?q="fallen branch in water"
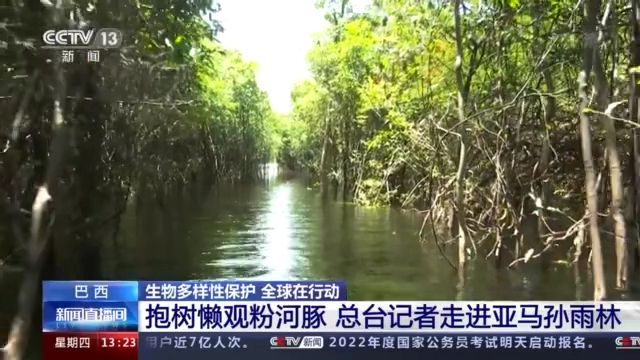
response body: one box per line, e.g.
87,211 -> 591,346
507,214 -> 587,269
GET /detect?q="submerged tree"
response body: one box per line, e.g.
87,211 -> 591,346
451,0 -> 471,267
0,0 -> 279,357
578,0 -> 606,300
284,0 -> 640,297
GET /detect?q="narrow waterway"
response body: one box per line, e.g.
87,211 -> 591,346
0,165 -> 630,358
110,165 -> 597,301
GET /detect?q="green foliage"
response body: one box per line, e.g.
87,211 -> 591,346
284,0 -> 623,215
119,1 -> 279,182
285,0 -> 458,202
0,0 -> 281,279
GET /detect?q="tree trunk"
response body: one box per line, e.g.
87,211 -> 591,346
532,2 -> 555,267
590,0 -> 627,289
579,0 -> 607,300
319,114 -> 332,199
630,0 -> 640,278
452,0 -> 470,266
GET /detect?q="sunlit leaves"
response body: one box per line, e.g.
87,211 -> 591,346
283,0 -> 471,204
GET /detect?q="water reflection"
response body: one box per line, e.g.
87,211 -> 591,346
2,165 -> 638,360
108,172 -> 636,300
253,184 -> 298,279
210,182 -> 302,280
2,165 -> 636,342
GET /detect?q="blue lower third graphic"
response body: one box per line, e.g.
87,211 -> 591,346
42,301 -> 138,331
138,332 -> 639,360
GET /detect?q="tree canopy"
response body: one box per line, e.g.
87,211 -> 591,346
0,1 -> 282,356
280,0 -> 640,297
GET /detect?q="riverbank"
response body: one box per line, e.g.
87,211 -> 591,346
2,176 -> 637,358
8,177 -> 620,299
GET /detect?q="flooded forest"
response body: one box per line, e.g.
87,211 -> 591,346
2,0 -> 640,358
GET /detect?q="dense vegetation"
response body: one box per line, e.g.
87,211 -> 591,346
280,0 -> 640,300
0,0 -> 281,357
2,0 -> 640,357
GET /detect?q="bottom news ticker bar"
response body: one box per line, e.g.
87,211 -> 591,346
136,332 -> 640,360
42,331 -> 138,360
